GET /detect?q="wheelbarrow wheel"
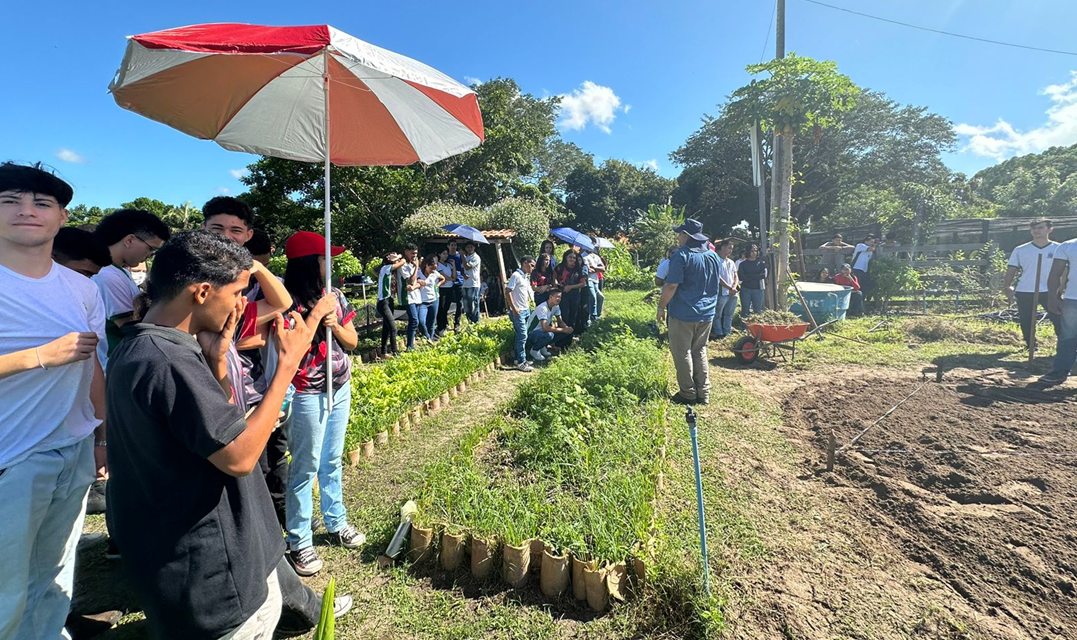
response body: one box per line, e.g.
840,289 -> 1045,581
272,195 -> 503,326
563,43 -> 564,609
733,336 -> 759,364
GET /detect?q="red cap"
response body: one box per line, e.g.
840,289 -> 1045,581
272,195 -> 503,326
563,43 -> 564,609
285,231 -> 346,260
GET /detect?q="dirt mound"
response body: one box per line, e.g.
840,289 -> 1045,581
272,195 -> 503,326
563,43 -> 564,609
784,376 -> 1077,640
904,316 -> 1023,346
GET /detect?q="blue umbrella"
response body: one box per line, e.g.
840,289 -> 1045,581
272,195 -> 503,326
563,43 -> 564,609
441,223 -> 490,244
550,227 -> 596,253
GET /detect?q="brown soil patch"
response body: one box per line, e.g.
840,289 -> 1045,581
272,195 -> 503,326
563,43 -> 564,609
784,373 -> 1077,639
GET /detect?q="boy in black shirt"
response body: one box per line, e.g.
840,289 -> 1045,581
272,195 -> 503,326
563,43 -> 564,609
105,231 -> 311,639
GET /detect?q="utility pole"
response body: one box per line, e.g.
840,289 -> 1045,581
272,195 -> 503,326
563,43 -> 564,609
776,0 -> 786,58
766,0 -> 788,308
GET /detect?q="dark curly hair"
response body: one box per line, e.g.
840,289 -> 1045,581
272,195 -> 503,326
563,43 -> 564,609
202,196 -> 255,229
146,230 -> 252,306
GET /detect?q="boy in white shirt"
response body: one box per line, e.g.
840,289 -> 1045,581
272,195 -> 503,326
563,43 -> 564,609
1002,219 -> 1060,347
0,163 -> 107,639
526,287 -> 574,361
506,256 -> 536,371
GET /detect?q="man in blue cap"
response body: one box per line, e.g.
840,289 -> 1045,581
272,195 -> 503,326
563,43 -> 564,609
656,218 -> 720,405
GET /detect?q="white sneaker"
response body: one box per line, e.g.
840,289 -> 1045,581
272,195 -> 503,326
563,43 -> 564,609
517,362 -> 534,372
529,349 -> 546,361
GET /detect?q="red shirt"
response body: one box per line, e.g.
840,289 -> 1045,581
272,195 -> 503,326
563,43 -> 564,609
833,273 -> 860,291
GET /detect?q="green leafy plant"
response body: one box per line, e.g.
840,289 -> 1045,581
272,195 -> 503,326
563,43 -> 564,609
870,255 -> 922,313
313,578 -> 335,640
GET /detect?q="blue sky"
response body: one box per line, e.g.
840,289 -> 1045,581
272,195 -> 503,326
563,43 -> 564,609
5,0 -> 1077,209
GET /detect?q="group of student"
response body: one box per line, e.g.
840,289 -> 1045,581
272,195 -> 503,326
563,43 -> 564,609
505,239 -> 607,371
372,239 -> 483,356
656,238 -> 769,338
1,162 -> 361,640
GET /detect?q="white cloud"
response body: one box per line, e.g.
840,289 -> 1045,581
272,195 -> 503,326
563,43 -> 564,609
624,104 -> 632,114
463,76 -> 483,87
956,71 -> 1077,161
643,159 -> 658,171
56,148 -> 86,164
557,81 -> 626,134
216,187 -> 231,195
230,168 -> 249,180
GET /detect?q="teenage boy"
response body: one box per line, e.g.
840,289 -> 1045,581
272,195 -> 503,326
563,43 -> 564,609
850,235 -> 876,305
1003,219 -> 1060,347
584,242 -> 605,319
52,227 -> 111,278
397,244 -> 422,351
526,287 -> 573,361
711,239 -> 739,339
447,239 -> 465,331
105,231 -> 313,639
819,233 -> 854,271
246,229 -> 274,266
461,241 -> 482,324
506,256 -> 536,371
657,218 -> 720,405
0,163 -> 106,639
1041,237 -> 1077,385
91,209 -> 170,364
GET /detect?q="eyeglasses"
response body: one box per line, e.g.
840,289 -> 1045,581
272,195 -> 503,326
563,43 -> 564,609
132,235 -> 159,256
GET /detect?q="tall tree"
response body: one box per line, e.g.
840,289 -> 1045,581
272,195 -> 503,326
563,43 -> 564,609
724,54 -> 859,304
564,159 -> 676,235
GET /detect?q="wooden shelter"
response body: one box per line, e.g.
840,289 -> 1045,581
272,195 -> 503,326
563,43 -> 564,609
424,228 -> 518,315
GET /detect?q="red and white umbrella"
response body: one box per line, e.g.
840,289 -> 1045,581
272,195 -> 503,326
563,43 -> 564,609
110,23 -> 484,401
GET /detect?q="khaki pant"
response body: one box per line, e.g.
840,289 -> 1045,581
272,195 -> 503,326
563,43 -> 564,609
219,569 -> 282,640
667,316 -> 713,401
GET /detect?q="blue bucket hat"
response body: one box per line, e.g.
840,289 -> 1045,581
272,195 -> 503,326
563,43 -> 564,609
672,218 -> 708,242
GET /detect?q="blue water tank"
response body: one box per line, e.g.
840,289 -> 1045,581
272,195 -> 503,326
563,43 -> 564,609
789,283 -> 852,323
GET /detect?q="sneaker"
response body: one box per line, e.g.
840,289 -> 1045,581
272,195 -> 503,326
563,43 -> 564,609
540,348 -> 553,358
105,538 -> 121,561
517,362 -> 534,372
671,392 -> 697,405
695,397 -> 710,406
288,546 -> 323,576
331,524 -> 366,549
529,348 -> 546,362
86,480 -> 107,515
1038,371 -> 1068,386
333,594 -> 354,618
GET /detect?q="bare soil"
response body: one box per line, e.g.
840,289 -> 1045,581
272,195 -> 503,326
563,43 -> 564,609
783,371 -> 1077,640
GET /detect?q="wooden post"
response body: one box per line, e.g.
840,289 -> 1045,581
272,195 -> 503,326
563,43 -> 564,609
1029,253 -> 1043,364
795,229 -> 808,280
826,431 -> 836,472
495,240 -> 509,313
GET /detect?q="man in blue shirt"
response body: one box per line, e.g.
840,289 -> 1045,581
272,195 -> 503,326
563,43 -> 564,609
656,219 -> 720,405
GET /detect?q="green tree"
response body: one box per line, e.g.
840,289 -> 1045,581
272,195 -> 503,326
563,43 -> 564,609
724,54 -> 860,306
630,204 -> 682,267
564,160 -> 676,235
66,204 -> 114,227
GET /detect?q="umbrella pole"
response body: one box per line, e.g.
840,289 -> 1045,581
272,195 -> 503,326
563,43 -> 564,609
323,51 -> 334,411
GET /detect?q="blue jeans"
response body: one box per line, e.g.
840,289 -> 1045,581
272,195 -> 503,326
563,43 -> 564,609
405,302 -> 419,350
588,280 -> 604,319
285,383 -> 352,550
0,437 -> 94,640
461,287 -> 480,324
739,288 -> 764,318
510,308 -> 531,364
713,294 -> 737,337
526,328 -> 554,352
418,300 -> 437,339
1051,299 -> 1077,377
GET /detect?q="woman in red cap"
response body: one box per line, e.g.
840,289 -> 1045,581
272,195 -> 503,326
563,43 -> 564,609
280,231 -> 365,576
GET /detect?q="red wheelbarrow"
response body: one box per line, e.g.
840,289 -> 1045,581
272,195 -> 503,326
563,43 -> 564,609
732,322 -> 815,364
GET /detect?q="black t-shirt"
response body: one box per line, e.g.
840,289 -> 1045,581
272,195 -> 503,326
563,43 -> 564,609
737,258 -> 767,290
105,324 -> 285,640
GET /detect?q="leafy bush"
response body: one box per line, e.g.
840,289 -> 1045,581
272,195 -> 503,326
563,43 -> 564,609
398,198 -> 552,257
630,203 -> 682,267
870,255 -> 921,312
603,243 -> 654,290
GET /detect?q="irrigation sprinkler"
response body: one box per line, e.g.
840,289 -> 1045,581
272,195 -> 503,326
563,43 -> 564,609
378,500 -> 417,569
685,406 -> 711,595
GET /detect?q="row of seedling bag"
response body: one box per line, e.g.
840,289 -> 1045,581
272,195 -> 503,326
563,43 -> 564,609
410,330 -> 671,612
344,323 -> 514,464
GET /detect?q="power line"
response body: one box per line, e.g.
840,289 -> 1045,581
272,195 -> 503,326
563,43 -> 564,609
759,0 -> 778,64
799,0 -> 1077,57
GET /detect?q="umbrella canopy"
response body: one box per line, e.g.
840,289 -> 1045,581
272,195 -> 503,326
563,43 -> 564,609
594,237 -> 616,250
109,23 -> 484,165
110,23 -> 484,404
549,227 -> 596,254
441,223 -> 489,244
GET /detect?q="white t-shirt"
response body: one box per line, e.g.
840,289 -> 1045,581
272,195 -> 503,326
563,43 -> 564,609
419,270 -> 443,303
718,257 -> 737,295
656,258 -> 670,280
1055,240 -> 1077,300
93,264 -> 140,320
506,269 -> 533,312
0,262 -> 106,468
1008,241 -> 1058,293
852,244 -> 873,272
437,262 -> 455,288
584,253 -> 602,282
527,302 -> 561,333
462,253 -> 481,288
397,263 -> 422,305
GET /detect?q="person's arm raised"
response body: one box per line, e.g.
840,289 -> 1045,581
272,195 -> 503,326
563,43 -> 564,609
250,261 -> 293,325
208,312 -> 312,477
